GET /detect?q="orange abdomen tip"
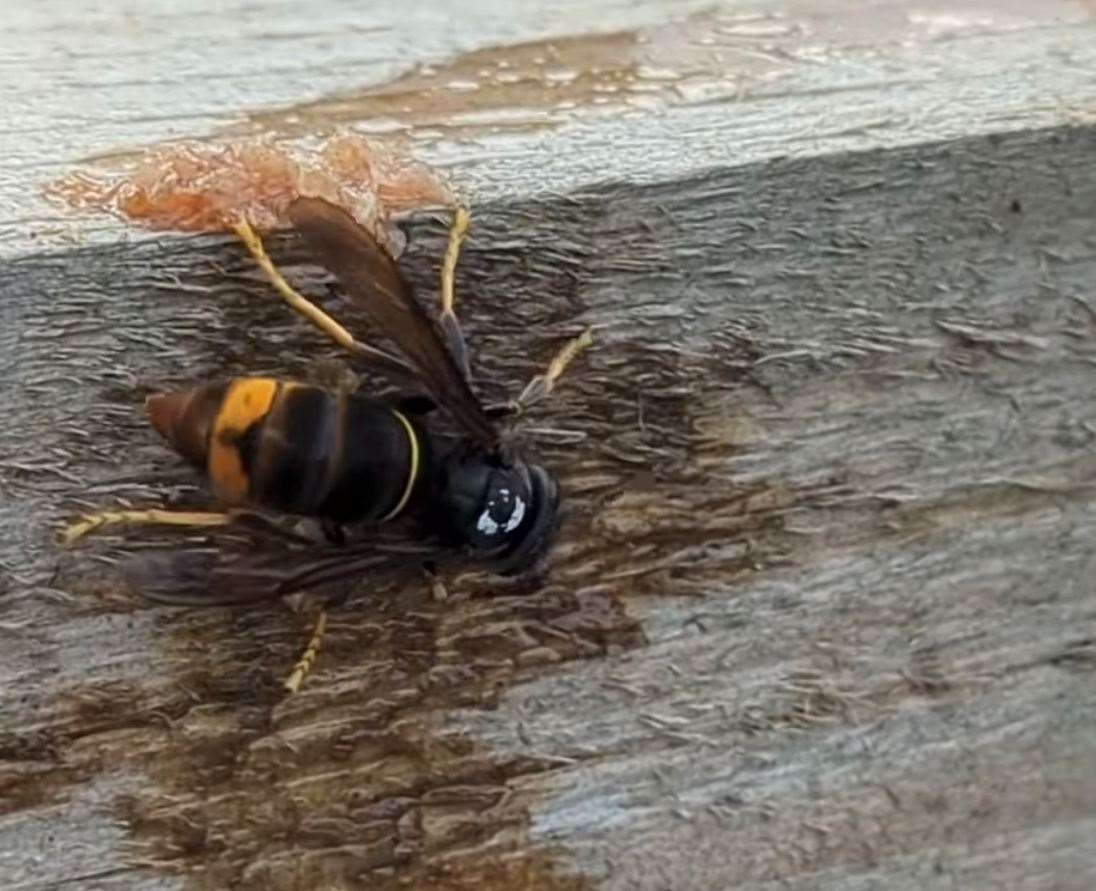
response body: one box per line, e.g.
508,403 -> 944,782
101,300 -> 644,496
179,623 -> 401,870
145,384 -> 227,466
146,391 -> 186,442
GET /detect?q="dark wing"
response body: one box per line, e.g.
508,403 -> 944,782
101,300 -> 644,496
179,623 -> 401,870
122,514 -> 447,607
288,196 -> 498,448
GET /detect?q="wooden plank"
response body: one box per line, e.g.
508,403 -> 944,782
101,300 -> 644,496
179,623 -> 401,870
5,1 -> 1096,250
2,2 -> 1096,890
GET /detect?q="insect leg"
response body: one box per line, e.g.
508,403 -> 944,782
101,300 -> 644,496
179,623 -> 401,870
284,609 -> 328,694
489,328 -> 595,417
231,217 -> 410,372
438,206 -> 472,379
423,563 -> 449,602
61,509 -> 233,544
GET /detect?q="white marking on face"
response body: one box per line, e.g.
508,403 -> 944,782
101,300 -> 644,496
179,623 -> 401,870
475,495 -> 526,537
476,510 -> 499,536
503,496 -> 526,532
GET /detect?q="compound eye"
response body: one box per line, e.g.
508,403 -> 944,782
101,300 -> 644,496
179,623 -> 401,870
475,477 -> 527,539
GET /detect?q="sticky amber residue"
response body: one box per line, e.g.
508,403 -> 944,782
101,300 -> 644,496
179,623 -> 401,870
45,132 -> 456,253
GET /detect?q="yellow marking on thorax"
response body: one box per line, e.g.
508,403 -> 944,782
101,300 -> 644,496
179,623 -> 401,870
380,408 -> 420,522
208,378 -> 279,503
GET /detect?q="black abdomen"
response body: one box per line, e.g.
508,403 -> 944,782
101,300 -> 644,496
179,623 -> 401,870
147,379 -> 420,524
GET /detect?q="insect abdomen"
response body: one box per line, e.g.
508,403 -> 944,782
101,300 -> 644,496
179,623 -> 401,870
146,378 -> 420,524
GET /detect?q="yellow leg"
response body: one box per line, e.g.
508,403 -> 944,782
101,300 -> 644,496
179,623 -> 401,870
440,206 -> 470,317
438,206 -> 472,377
231,218 -> 407,370
284,609 -> 327,694
62,509 -> 232,545
423,565 -> 449,602
514,328 -> 595,410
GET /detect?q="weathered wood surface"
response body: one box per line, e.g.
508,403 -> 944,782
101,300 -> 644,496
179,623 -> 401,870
3,2 -> 1096,890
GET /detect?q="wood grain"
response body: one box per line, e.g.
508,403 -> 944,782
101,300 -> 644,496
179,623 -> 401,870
2,2 -> 1096,889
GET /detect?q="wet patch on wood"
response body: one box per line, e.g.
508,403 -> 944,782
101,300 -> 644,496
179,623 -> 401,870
4,123 -> 1096,887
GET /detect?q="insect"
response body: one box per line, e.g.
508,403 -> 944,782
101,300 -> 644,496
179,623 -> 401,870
64,197 -> 591,691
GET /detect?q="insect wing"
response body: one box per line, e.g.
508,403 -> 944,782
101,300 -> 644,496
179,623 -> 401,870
123,515 -> 441,607
288,196 -> 497,447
